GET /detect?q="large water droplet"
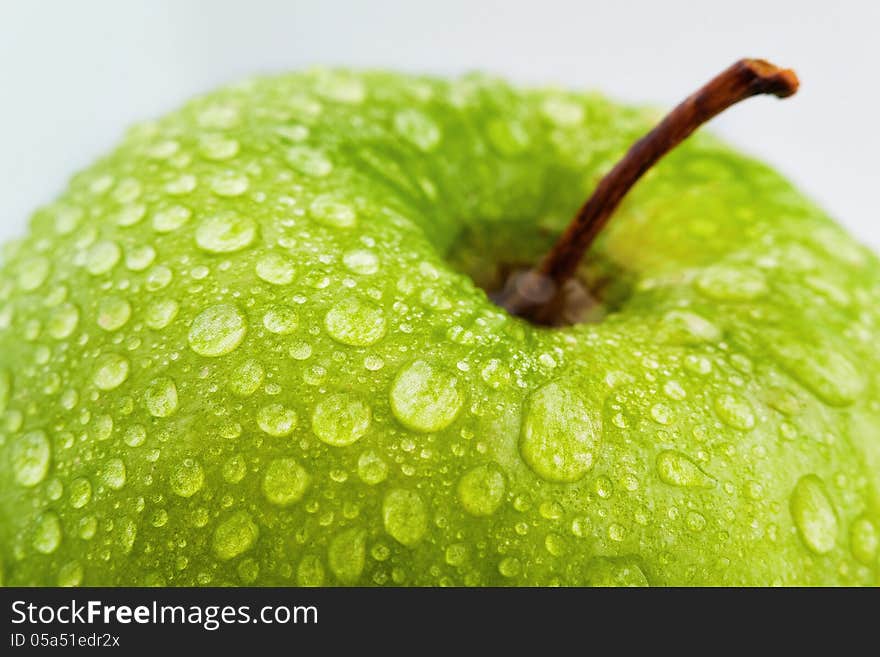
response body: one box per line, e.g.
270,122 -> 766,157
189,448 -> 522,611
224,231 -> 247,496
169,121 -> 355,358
767,337 -> 864,407
328,527 -> 366,584
357,450 -> 388,485
286,146 -> 333,177
188,304 -> 247,356
97,297 -> 132,332
33,513 -> 62,554
212,511 -> 259,560
145,299 -> 178,330
312,393 -> 371,446
520,382 -> 600,483
457,464 -> 506,517
383,488 -> 428,547
12,430 -> 50,487
850,515 -> 878,565
714,393 -> 755,430
394,109 -> 441,151
195,213 -> 256,253
696,265 -> 767,300
324,298 -> 386,346
92,353 -> 130,391
152,205 -> 192,233
790,474 -> 837,555
389,360 -> 463,432
263,305 -> 298,335
656,450 -> 715,488
310,195 -> 355,228
144,377 -> 178,417
262,458 -> 310,506
257,403 -> 297,437
256,253 -> 295,286
170,459 -> 205,498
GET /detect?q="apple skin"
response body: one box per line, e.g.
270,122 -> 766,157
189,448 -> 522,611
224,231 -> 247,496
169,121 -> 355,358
0,69 -> 878,586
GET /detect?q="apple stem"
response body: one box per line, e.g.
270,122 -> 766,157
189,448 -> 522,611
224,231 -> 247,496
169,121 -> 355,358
497,58 -> 799,324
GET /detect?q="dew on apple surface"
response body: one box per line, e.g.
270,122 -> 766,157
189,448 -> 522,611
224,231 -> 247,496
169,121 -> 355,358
286,146 -> 333,178
11,430 -> 50,487
188,303 -> 247,356
393,109 -> 442,152
16,256 -> 50,291
32,513 -> 62,554
383,488 -> 428,547
262,457 -> 310,506
68,477 -> 92,509
199,134 -> 240,161
311,393 -> 371,447
457,463 -> 506,517
309,194 -> 356,228
262,305 -> 299,335
255,252 -> 296,285
297,554 -> 325,587
356,450 -> 389,485
144,265 -> 173,291
47,303 -> 79,339
115,203 -> 147,227
656,450 -> 715,489
57,561 -> 83,587
714,393 -> 756,430
222,454 -> 247,484
125,245 -> 156,271
324,297 -> 386,346
849,515 -> 878,565
288,341 -> 312,360
210,173 -> 250,197
194,213 -> 256,254
152,205 -> 192,233
169,459 -> 205,498
585,556 -> 649,586
390,360 -> 463,433
212,511 -> 259,561
101,458 -> 127,491
327,527 -> 366,584
342,249 -> 379,275
765,337 -> 865,407
96,296 -> 132,332
92,353 -> 130,391
256,403 -> 298,437
229,359 -> 265,396
84,240 -> 121,276
144,377 -> 178,418
790,474 -> 838,555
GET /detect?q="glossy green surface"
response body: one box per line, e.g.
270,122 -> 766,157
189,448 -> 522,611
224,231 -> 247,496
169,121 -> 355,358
0,70 -> 878,585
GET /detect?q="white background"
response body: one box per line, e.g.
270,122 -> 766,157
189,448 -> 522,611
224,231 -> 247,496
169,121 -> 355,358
0,0 -> 877,250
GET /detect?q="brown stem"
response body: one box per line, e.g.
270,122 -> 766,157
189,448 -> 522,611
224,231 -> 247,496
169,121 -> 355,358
497,58 -> 799,323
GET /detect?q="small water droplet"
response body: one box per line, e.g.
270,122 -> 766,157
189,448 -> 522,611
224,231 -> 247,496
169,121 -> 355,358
297,555 -> 325,587
69,478 -> 92,508
256,253 -> 295,285
850,515 -> 878,565
660,310 -> 721,344
520,382 -> 600,483
152,205 -> 191,233
289,341 -> 312,360
123,424 -> 146,447
262,457 -> 310,506
656,450 -> 715,488
199,134 -> 240,160
33,513 -> 62,554
115,203 -> 146,227
12,430 -> 50,487
585,556 -> 648,587
650,403 -> 672,425
263,305 -> 299,335
211,174 -> 249,197
170,459 -> 205,498
223,454 -> 247,484
486,119 -> 529,155
101,458 -> 126,490
696,265 -> 767,300
188,304 -> 247,356
394,109 -> 441,151
357,450 -> 388,485
327,527 -> 366,584
212,511 -> 259,560
198,104 -> 240,129
47,303 -> 80,339
97,297 -> 131,331
84,241 -> 121,276
17,256 -> 50,291
714,393 -> 755,430
498,556 -> 522,578
144,377 -> 178,417
257,403 -> 298,437
390,360 -> 463,432
324,298 -> 386,346
57,561 -> 83,587
312,393 -> 371,446
195,213 -> 256,253
457,463 -> 506,516
92,353 -> 130,391
229,359 -> 264,397
790,474 -> 837,555
342,249 -> 379,275
383,488 -> 428,547
541,96 -> 585,126
310,195 -> 355,228
286,146 -> 333,177
125,245 -> 156,271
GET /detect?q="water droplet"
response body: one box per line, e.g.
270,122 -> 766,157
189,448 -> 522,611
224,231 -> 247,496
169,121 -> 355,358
123,424 -> 146,447
767,338 -> 864,407
714,393 -> 755,430
357,450 -> 388,485
850,515 -> 878,565
33,513 -> 62,554
297,555 -> 325,587
595,475 -> 613,499
289,341 -> 312,360
262,457 -> 310,506
263,305 -> 298,335
97,297 -> 131,331
152,205 -> 191,233
343,249 -> 379,275
585,557 -> 648,587
12,430 -> 50,487
188,304 -> 247,356
286,146 -> 333,177
257,403 -> 298,437
69,478 -> 92,508
656,450 -> 715,488
93,353 -> 130,391
198,104 -> 240,129
256,253 -> 295,285
146,299 -> 178,330
57,561 -> 83,587
457,463 -> 506,516
790,474 -> 837,555
144,377 -> 178,417
84,241 -> 121,276
223,454 -> 247,484
212,511 -> 259,560
211,174 -> 249,197
17,256 -> 50,291
47,303 -> 80,339
660,310 -> 721,344
383,488 -> 428,547
324,298 -> 385,346
328,527 -> 366,584
115,203 -> 146,227
145,265 -> 173,291
696,265 -> 767,300
316,73 -> 365,103
498,556 -> 522,578
165,174 -> 197,195
650,403 -> 672,425
663,380 -> 687,401
541,96 -> 585,126
312,393 -> 371,446
487,119 -> 529,155
226,359 -> 263,397
684,354 -> 713,375
310,195 -> 355,228
390,360 -> 463,432
394,109 -> 441,151
520,382 -> 600,483
125,245 -> 156,271
170,459 -> 205,498
195,213 -> 256,253
199,134 -> 240,160
101,458 -> 126,490
91,415 -> 113,441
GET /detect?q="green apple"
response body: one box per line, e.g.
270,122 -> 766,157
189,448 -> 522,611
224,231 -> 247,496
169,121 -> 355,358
0,64 -> 878,587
